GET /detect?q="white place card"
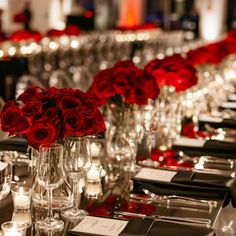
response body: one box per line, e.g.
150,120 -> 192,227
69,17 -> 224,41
135,168 -> 177,182
174,136 -> 206,148
228,94 -> 236,101
220,102 -> 236,109
0,161 -> 8,171
71,216 -> 128,236
198,114 -> 223,123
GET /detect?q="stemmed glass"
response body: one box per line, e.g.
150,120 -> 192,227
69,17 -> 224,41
138,101 -> 158,167
61,137 -> 92,220
122,106 -> 143,173
35,143 -> 65,233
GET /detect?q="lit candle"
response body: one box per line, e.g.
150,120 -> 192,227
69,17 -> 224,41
85,182 -> 102,196
90,143 -> 101,157
11,187 -> 31,210
1,221 -> 27,236
87,166 -> 100,181
85,165 -> 102,198
14,195 -> 31,209
4,230 -> 22,236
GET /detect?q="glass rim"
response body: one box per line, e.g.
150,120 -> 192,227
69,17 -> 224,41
11,186 -> 32,194
1,221 -> 28,231
39,143 -> 63,149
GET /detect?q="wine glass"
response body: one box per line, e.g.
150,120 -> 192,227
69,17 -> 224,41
138,101 -> 159,167
35,143 -> 65,233
61,136 -> 92,220
122,106 -> 143,173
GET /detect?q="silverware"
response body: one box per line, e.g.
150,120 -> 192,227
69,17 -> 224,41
129,194 -> 213,211
142,188 -> 217,208
114,211 -> 212,228
195,156 -> 235,169
193,167 -> 236,178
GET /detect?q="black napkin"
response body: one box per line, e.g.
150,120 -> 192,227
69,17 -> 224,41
133,170 -> 234,207
119,218 -> 154,236
172,139 -> 236,159
198,118 -> 236,130
0,136 -> 28,153
119,218 -> 215,236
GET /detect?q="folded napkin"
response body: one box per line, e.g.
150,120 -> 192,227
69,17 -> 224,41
119,218 -> 215,236
133,168 -> 234,207
172,137 -> 236,159
119,218 -> 154,236
198,114 -> 236,130
0,136 -> 28,153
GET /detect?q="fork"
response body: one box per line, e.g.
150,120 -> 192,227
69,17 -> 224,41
143,188 -> 217,208
114,211 -> 212,228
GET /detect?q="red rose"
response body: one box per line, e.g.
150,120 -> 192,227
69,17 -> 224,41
92,110 -> 106,134
62,108 -> 84,137
143,74 -> 159,100
113,70 -> 129,95
1,86 -> 106,146
124,86 -> 147,105
14,116 -> 32,135
0,105 -> 30,135
87,68 -> 114,106
187,44 -> 223,66
45,107 -> 62,134
22,101 -> 42,118
47,29 -> 65,37
26,118 -> 57,149
17,86 -> 45,104
145,55 -> 198,92
79,95 -> 97,118
58,95 -> 81,110
78,117 -> 95,136
65,25 -> 80,36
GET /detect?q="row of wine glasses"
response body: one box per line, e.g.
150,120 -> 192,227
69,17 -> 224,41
35,137 -> 92,234
14,29 -> 197,100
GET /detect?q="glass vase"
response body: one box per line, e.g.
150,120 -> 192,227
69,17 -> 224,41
29,145 -> 73,222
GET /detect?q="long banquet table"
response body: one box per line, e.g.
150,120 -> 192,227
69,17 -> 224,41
0,133 -> 236,236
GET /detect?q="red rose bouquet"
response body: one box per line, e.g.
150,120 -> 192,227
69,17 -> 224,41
0,86 -> 106,149
87,60 -> 159,107
144,54 -> 198,92
187,40 -> 236,66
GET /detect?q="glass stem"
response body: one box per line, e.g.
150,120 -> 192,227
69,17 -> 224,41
72,180 -> 80,210
146,132 -> 152,161
47,188 -> 53,220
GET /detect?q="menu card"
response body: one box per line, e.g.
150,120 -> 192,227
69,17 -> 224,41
70,216 -> 128,236
135,168 -> 177,182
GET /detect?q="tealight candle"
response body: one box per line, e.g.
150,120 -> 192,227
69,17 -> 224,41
87,166 -> 100,181
11,187 -> 31,210
1,221 -> 27,236
85,165 -> 102,198
90,142 -> 101,157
